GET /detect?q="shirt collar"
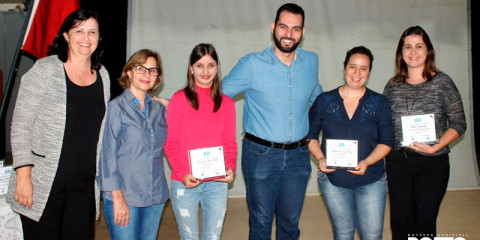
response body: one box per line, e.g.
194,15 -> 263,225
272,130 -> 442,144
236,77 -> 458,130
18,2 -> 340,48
268,45 -> 300,65
123,88 -> 152,104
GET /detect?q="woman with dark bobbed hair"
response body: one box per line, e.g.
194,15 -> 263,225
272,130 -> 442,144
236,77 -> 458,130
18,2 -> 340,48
7,9 -> 110,239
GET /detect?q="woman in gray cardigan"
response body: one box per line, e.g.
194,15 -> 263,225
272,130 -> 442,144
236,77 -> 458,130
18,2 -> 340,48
6,9 -> 110,240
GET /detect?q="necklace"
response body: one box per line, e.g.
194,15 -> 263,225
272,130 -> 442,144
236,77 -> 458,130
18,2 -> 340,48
405,82 -> 425,114
64,62 -> 93,83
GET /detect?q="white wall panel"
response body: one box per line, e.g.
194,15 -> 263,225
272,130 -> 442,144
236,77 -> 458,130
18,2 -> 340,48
129,0 -> 478,195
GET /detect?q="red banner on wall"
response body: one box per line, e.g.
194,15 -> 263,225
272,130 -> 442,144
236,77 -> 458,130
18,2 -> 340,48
22,0 -> 80,59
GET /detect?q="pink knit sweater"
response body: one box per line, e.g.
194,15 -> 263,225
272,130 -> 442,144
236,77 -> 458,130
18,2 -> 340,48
164,85 -> 237,181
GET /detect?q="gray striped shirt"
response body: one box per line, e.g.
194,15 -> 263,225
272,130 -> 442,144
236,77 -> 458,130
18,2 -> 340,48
383,72 -> 466,154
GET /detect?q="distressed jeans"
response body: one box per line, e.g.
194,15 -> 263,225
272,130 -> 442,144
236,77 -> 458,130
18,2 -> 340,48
170,180 -> 228,240
318,172 -> 387,240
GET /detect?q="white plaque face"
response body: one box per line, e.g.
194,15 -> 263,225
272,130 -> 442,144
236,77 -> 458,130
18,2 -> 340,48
325,139 -> 358,169
189,146 -> 226,181
0,166 -> 12,195
401,114 -> 437,146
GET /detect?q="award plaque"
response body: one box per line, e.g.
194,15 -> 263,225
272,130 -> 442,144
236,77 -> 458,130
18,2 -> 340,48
189,146 -> 226,181
0,166 -> 12,195
325,139 -> 358,170
401,114 -> 437,146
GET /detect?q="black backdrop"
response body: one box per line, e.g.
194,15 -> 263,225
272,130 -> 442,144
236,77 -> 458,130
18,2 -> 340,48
80,0 -> 128,99
471,1 -> 478,166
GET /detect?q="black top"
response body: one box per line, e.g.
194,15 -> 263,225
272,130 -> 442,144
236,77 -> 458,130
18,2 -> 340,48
56,71 -> 105,180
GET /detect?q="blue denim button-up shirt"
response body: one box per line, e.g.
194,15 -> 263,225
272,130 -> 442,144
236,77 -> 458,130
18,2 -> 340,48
223,46 -> 323,142
98,88 -> 169,207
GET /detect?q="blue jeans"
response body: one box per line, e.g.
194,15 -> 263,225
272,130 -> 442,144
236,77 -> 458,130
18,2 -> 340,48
242,137 -> 311,240
318,172 -> 387,240
103,198 -> 165,240
170,180 -> 228,240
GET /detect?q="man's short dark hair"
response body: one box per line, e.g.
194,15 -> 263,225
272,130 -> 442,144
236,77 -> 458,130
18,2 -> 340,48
274,3 -> 305,27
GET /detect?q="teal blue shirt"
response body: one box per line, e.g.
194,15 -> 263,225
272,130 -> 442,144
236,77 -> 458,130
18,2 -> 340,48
223,46 -> 323,142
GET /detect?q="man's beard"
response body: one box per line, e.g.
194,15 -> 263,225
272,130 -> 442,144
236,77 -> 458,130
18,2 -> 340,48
273,34 -> 302,53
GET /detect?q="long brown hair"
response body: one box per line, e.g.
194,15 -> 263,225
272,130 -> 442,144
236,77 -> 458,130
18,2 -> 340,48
389,26 -> 439,86
184,43 -> 223,112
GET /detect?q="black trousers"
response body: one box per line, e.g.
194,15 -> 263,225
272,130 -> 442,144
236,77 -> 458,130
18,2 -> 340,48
385,149 -> 449,240
20,177 -> 95,240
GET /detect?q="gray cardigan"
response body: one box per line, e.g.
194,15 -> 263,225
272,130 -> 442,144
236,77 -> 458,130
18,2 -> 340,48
6,55 -> 110,221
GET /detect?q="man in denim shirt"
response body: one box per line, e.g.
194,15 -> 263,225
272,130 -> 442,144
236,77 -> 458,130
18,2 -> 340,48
223,3 -> 323,240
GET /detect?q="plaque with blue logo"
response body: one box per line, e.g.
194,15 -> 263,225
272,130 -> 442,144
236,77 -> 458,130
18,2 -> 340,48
401,113 -> 437,146
326,139 -> 358,169
189,146 -> 226,181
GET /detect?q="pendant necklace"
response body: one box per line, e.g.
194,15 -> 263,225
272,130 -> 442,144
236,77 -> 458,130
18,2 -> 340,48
405,81 -> 425,115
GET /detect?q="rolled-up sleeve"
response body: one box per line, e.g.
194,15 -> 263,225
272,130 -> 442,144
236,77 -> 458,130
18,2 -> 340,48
98,104 -> 122,191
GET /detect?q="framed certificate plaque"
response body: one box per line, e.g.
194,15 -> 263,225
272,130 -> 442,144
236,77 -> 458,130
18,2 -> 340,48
189,146 -> 226,181
325,139 -> 358,170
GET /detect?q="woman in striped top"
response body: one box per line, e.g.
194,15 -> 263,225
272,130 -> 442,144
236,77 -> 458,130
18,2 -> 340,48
383,26 -> 466,240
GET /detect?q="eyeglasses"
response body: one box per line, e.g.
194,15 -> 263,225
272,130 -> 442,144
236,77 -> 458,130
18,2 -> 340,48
134,64 -> 160,76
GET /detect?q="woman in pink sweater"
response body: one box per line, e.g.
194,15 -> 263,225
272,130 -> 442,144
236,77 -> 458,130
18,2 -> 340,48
164,43 -> 237,240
